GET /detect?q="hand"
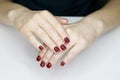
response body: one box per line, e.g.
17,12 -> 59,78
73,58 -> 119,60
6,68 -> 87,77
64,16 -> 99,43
8,9 -> 70,53
37,17 -> 104,68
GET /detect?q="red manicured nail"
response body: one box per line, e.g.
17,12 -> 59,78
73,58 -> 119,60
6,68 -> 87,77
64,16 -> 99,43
36,56 -> 41,62
46,62 -> 52,68
60,44 -> 66,50
60,61 -> 65,66
40,61 -> 45,67
64,37 -> 70,43
39,46 -> 44,51
54,47 -> 60,52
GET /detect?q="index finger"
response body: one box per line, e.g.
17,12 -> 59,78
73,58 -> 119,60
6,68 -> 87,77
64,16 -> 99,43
41,11 -> 70,44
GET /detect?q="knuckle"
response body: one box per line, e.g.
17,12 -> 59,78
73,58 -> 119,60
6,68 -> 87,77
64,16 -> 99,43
40,34 -> 52,45
19,27 -> 25,33
42,10 -> 49,14
33,13 -> 40,19
19,23 -> 30,33
19,26 -> 27,34
40,10 -> 50,15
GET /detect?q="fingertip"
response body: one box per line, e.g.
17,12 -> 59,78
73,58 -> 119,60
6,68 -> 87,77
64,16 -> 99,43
62,18 -> 68,23
60,44 -> 66,51
40,61 -> 46,67
39,46 -> 44,51
64,37 -> 70,44
36,56 -> 41,62
46,62 -> 52,69
54,46 -> 60,53
60,61 -> 65,66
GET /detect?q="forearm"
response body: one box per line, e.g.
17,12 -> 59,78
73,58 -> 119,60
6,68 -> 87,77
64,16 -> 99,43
83,0 -> 120,34
0,0 -> 29,26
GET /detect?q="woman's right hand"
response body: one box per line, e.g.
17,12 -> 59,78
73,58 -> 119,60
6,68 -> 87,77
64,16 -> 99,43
8,9 -> 70,53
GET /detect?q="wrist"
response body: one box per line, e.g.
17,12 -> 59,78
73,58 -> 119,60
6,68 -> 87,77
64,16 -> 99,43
82,17 -> 105,36
8,7 -> 30,27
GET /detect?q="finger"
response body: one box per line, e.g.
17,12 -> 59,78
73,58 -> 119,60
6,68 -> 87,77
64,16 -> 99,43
24,31 -> 45,51
41,11 -> 70,44
34,15 -> 67,51
29,22 -> 60,53
36,44 -> 48,62
47,40 -> 75,68
40,49 -> 53,68
55,16 -> 68,25
38,48 -> 49,67
46,28 -> 78,68
37,43 -> 50,67
61,38 -> 88,66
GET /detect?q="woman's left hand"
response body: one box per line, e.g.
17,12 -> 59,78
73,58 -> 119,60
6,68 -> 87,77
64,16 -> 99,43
37,17 -> 104,68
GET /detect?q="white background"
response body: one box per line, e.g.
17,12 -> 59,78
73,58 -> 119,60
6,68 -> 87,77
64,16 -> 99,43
0,17 -> 120,80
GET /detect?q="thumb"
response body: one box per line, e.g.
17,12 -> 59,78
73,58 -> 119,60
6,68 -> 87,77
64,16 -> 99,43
55,16 -> 68,25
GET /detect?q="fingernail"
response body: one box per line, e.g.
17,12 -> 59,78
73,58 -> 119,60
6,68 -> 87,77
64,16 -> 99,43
39,46 -> 44,51
60,61 -> 65,66
64,37 -> 70,43
63,20 -> 67,23
40,61 -> 45,67
36,56 -> 41,62
60,44 -> 66,50
62,19 -> 68,24
62,18 -> 68,22
46,62 -> 52,68
54,47 -> 60,52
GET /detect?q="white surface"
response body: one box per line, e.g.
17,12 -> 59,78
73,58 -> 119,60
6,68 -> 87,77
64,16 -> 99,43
0,17 -> 120,80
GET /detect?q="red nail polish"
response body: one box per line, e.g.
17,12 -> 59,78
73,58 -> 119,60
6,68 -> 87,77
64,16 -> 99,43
46,62 -> 52,68
39,46 -> 44,51
54,47 -> 60,52
40,61 -> 45,67
60,44 -> 66,50
36,56 -> 41,62
60,61 -> 65,66
64,37 -> 70,43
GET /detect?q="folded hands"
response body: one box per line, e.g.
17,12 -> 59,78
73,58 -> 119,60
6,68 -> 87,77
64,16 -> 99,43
10,10 -> 103,69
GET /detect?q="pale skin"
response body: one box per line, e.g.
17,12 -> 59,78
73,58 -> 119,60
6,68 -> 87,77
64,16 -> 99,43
38,0 -> 120,68
0,0 -> 70,54
0,0 -> 120,68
